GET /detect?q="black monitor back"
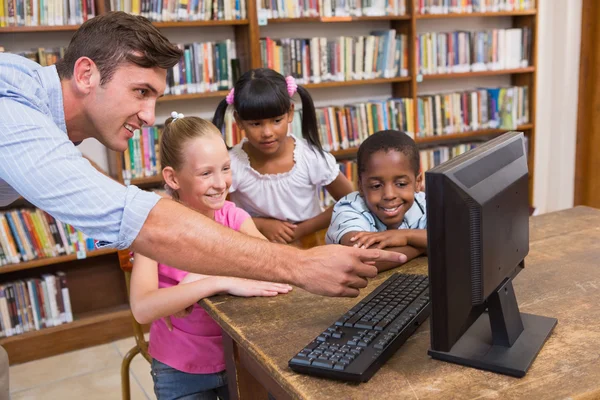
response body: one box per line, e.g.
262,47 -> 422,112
426,131 -> 530,352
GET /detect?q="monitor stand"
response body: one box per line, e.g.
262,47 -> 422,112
428,277 -> 557,377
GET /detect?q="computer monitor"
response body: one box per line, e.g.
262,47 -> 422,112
425,131 -> 557,378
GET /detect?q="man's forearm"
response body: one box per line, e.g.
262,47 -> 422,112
132,199 -> 298,283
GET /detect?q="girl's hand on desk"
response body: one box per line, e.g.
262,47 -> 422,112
217,277 -> 293,297
350,231 -> 409,249
255,217 -> 297,244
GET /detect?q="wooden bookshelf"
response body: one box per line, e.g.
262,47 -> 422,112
0,1 -> 539,364
266,15 -> 411,23
158,90 -> 230,103
330,124 -> 534,158
419,66 -> 535,80
0,306 -> 137,364
0,248 -> 117,274
152,19 -> 249,28
415,10 -> 536,19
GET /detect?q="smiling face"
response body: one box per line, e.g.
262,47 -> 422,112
165,134 -> 232,217
84,63 -> 166,152
358,149 -> 422,229
236,107 -> 294,157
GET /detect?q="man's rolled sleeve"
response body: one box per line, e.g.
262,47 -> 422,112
0,99 -> 160,250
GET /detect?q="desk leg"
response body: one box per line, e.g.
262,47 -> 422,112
223,333 -> 292,400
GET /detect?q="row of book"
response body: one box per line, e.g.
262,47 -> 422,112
0,209 -> 96,266
107,0 -> 247,21
0,0 -> 95,27
122,126 -> 162,182
260,31 -> 409,85
165,40 -> 240,96
318,141 -> 482,207
10,47 -> 64,67
257,0 -> 407,19
417,28 -> 531,75
416,85 -> 528,137
0,272 -> 73,338
416,0 -> 535,14
221,97 -> 414,151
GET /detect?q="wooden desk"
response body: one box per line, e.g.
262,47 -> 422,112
201,206 -> 600,399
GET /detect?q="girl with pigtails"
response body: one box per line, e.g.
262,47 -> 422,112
212,68 -> 354,244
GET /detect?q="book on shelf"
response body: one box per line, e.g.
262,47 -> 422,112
416,0 -> 535,15
260,31 -> 409,84
165,40 -> 239,96
0,0 -> 95,27
417,28 -> 531,75
0,271 -> 73,338
416,85 -> 529,137
257,0 -> 407,18
0,208 -> 99,266
3,47 -> 65,66
106,0 -> 247,21
122,126 -> 163,182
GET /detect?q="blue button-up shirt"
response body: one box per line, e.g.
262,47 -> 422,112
326,191 -> 427,244
0,53 -> 160,250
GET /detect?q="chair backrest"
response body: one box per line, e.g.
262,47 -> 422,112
117,249 -> 152,363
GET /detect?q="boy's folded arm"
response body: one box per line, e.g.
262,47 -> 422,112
406,229 -> 428,250
369,246 -> 424,272
339,232 -> 422,273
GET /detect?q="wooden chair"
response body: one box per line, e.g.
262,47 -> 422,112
117,249 -> 152,400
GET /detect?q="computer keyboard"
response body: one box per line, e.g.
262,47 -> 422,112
288,273 -> 431,382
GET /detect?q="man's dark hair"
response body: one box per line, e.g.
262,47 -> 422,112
56,12 -> 182,84
357,130 -> 420,176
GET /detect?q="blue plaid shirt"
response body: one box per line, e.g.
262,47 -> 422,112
0,53 -> 160,250
326,191 -> 427,244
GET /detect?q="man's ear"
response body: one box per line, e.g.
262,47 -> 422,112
416,172 -> 424,192
162,167 -> 180,192
72,57 -> 100,94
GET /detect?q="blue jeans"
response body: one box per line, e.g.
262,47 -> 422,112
151,359 -> 230,400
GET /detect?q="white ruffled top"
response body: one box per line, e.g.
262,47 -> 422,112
229,135 -> 340,223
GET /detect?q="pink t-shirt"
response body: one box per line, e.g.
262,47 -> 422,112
148,201 -> 250,374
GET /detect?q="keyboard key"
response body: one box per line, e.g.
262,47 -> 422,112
313,360 -> 335,369
332,332 -> 343,339
333,363 -> 346,371
290,356 -> 313,366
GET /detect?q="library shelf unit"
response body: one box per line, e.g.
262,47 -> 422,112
0,1 -> 539,363
107,3 -> 539,206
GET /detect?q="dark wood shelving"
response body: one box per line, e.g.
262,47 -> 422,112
129,175 -> 163,187
415,123 -> 534,144
0,248 -> 117,274
415,10 -> 536,19
266,15 -> 410,23
157,90 -> 230,103
152,19 -> 249,28
420,67 -> 535,80
330,124 -> 534,158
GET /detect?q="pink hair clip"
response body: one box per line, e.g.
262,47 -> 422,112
285,76 -> 298,97
226,88 -> 235,105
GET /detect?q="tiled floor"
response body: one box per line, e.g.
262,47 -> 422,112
9,334 -> 155,399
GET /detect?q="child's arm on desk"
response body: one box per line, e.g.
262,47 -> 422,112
293,172 -> 355,240
129,253 -> 291,325
338,231 -> 424,273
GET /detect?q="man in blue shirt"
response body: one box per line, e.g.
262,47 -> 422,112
0,12 -> 405,300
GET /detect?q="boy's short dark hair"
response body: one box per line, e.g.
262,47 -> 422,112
56,12 -> 182,85
357,130 -> 420,177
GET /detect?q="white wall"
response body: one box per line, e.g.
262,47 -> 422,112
533,0 -> 582,214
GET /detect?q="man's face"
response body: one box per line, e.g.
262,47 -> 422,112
85,63 -> 166,152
